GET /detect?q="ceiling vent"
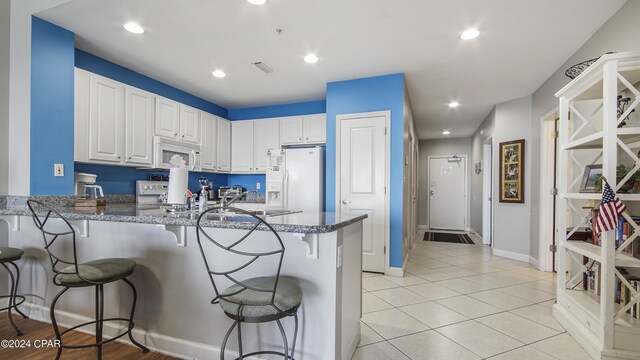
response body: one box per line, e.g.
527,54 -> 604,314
252,62 -> 276,74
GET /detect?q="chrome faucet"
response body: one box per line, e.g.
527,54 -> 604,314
220,190 -> 258,209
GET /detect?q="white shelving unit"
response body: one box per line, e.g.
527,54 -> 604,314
555,52 -> 640,360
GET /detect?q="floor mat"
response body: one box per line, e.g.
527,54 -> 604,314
423,232 -> 474,244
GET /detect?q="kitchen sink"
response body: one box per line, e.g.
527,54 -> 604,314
163,207 -> 300,218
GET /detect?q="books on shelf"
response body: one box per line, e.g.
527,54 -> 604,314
587,209 -> 638,257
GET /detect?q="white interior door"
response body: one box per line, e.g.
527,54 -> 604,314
429,156 -> 466,230
482,143 -> 493,245
339,115 -> 386,273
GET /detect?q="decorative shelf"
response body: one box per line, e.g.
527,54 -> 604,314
562,128 -> 640,151
562,193 -> 640,201
564,290 -> 640,332
563,241 -> 640,268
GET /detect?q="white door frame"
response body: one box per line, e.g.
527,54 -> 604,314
427,154 -> 469,231
482,139 -> 493,246
538,107 -> 559,272
335,111 -> 391,273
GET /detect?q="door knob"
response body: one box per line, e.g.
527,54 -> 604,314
342,200 -> 351,204
430,190 -> 435,196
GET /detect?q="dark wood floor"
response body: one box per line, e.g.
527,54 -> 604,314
0,313 -> 177,359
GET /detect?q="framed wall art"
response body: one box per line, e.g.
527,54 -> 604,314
499,139 -> 525,203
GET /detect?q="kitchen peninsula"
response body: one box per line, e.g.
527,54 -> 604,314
0,196 -> 365,360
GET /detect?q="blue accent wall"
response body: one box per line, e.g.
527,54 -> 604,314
228,100 -> 326,120
325,73 -> 406,268
30,17 -> 75,195
227,174 -> 266,194
74,163 -> 228,195
75,49 -> 228,118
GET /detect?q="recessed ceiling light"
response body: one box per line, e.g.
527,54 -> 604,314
448,101 -> 460,109
211,70 -> 226,78
460,28 -> 480,40
247,0 -> 267,5
442,130 -> 451,135
304,54 -> 319,64
123,22 -> 145,35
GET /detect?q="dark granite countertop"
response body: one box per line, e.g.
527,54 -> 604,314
0,196 -> 366,234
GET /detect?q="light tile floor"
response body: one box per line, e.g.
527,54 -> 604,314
354,234 -> 591,360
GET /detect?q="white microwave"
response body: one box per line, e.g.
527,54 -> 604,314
153,137 -> 202,171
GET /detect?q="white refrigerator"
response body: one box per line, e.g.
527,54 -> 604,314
266,147 -> 324,213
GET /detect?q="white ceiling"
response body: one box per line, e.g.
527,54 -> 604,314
37,0 -> 626,139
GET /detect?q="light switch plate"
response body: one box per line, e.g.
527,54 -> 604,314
54,164 -> 64,177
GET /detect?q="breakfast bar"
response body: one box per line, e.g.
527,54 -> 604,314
0,196 -> 366,360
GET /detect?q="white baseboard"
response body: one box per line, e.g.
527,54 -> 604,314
469,229 -> 482,240
529,256 -> 541,270
24,302 -> 258,360
387,254 -> 408,277
491,248 -> 529,263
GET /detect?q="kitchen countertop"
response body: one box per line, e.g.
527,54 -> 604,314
0,197 -> 367,234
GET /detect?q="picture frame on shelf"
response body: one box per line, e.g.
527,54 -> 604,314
499,139 -> 524,203
579,164 -> 603,193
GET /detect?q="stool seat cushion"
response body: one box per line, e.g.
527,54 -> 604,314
219,276 -> 302,319
0,247 -> 24,262
55,258 -> 136,287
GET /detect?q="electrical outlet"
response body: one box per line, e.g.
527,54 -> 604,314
256,182 -> 261,190
54,164 -> 64,177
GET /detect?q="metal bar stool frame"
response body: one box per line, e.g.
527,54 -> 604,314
196,206 -> 300,360
0,252 -> 28,335
27,200 -> 149,360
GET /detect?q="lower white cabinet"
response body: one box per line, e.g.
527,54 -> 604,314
231,121 -> 255,172
253,119 -> 280,172
217,118 -> 231,172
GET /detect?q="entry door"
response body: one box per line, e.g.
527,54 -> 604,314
429,157 -> 466,230
339,115 -> 387,273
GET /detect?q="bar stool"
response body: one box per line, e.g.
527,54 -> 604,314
27,200 -> 149,360
196,207 -> 302,360
0,247 -> 28,335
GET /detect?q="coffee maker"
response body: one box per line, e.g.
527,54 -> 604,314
74,172 -> 103,198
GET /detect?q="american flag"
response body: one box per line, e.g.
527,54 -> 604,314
595,181 -> 626,234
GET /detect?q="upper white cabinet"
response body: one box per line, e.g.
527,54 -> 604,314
75,68 -> 153,167
155,97 -> 180,139
217,118 -> 231,172
125,87 -> 154,165
303,114 -> 326,143
280,114 -> 326,145
179,104 -> 201,144
154,97 -> 201,144
231,121 -> 255,172
201,112 -> 218,170
88,73 -> 125,163
280,116 -> 304,144
253,119 -> 280,172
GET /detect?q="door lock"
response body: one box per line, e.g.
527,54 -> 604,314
341,200 -> 352,205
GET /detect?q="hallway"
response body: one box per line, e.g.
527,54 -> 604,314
354,237 -> 590,360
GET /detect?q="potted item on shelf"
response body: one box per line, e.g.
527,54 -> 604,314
591,164 -> 640,193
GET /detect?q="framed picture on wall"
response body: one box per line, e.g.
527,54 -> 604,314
499,139 -> 525,203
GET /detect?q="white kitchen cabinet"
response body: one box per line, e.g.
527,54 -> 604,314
231,120 -> 255,172
280,116 -> 304,145
303,114 -> 326,143
74,68 -> 90,163
125,87 -> 154,165
155,97 -> 180,139
201,112 -> 218,170
253,119 -> 280,172
88,73 -> 125,163
217,118 -> 231,172
179,104 -> 201,144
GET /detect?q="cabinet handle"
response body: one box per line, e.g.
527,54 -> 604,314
306,137 -> 309,140
299,137 -> 302,140
117,156 -> 121,159
128,156 -> 132,160
174,133 -> 178,136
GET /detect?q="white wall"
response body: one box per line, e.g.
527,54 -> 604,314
0,0 -> 10,197
418,137 -> 472,229
529,0 -> 640,262
470,109 -> 495,234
